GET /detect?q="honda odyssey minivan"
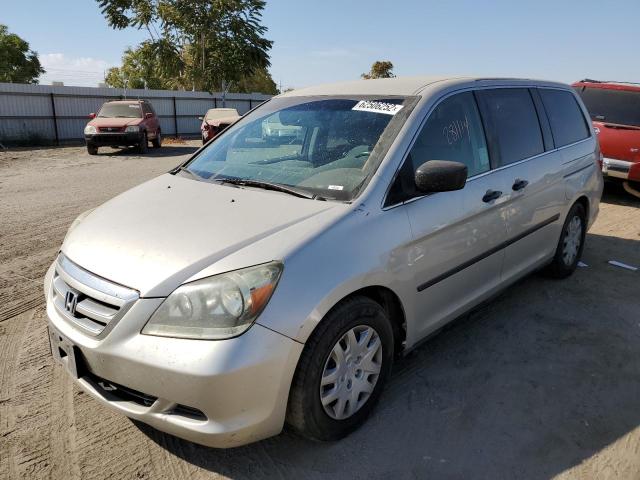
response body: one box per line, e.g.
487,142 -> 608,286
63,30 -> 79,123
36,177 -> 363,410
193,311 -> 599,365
46,76 -> 603,448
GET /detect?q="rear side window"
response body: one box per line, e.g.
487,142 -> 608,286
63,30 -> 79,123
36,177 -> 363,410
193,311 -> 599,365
407,92 -> 490,177
576,87 -> 640,127
539,89 -> 589,146
477,89 -> 544,166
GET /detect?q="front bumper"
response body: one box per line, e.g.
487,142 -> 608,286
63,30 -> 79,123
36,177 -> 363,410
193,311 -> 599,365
85,132 -> 142,147
602,157 -> 640,182
44,262 -> 303,448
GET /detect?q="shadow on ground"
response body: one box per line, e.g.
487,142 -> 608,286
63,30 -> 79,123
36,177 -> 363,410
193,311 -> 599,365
133,231 -> 640,479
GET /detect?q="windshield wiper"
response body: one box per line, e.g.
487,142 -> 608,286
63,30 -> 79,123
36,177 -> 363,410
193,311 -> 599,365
214,178 -> 315,199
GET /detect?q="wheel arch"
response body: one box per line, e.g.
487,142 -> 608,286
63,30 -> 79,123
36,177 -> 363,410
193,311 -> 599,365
311,285 -> 407,357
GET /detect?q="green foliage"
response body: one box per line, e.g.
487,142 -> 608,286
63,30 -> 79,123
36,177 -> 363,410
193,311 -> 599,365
361,61 -> 395,80
232,66 -> 278,95
96,0 -> 273,93
0,24 -> 45,84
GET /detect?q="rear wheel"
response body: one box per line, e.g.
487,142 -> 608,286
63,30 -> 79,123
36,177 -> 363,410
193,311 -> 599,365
545,202 -> 586,278
138,132 -> 148,154
87,144 -> 98,155
151,131 -> 162,148
286,296 -> 394,441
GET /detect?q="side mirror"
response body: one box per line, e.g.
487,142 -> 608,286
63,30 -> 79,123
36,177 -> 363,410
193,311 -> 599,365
88,113 -> 96,119
145,112 -> 154,119
415,160 -> 467,193
198,116 -> 204,121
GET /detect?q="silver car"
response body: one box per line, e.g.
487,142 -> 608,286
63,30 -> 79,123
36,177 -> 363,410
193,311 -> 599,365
45,76 -> 603,448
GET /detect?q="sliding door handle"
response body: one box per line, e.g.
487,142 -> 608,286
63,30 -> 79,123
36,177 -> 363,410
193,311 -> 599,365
482,189 -> 502,203
512,179 -> 529,191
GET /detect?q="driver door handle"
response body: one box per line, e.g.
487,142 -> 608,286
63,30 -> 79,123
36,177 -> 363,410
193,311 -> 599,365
512,179 -> 529,191
482,189 -> 502,203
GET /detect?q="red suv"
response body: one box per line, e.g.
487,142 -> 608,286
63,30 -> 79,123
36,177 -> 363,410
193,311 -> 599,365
573,80 -> 640,189
84,100 -> 162,155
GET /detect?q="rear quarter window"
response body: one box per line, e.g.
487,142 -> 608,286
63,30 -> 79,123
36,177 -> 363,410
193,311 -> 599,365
539,89 -> 589,147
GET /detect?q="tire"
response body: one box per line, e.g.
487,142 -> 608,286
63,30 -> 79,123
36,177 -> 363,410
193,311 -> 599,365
544,202 -> 587,278
286,296 -> 394,441
202,135 -> 207,145
151,131 -> 162,148
87,145 -> 98,155
138,132 -> 148,154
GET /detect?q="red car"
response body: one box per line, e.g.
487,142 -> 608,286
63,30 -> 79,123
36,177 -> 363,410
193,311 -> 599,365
199,108 -> 240,144
573,80 -> 640,192
84,100 -> 162,155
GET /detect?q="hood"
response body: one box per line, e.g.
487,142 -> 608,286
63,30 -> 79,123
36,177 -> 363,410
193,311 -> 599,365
204,115 -> 240,127
88,117 -> 143,128
62,174 -> 337,296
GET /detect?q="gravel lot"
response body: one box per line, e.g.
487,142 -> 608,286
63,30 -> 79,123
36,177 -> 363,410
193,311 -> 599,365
1,143 -> 639,479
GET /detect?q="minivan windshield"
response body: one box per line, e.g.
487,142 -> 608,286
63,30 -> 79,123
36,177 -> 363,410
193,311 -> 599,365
576,87 -> 640,127
98,103 -> 143,118
183,95 -> 418,201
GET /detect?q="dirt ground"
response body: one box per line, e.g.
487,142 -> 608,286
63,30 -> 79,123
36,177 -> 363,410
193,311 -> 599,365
1,143 -> 639,479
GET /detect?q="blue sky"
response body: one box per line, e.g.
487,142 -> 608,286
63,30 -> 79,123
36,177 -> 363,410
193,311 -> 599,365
1,0 -> 639,90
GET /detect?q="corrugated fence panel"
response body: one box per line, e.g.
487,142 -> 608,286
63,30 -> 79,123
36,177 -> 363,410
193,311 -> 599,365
0,92 -> 52,117
0,118 -> 55,143
0,83 -> 271,144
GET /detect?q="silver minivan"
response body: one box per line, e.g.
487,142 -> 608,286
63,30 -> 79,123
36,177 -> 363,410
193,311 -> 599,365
45,76 -> 603,448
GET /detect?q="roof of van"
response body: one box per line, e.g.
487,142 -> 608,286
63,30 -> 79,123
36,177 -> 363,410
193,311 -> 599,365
278,76 -> 569,97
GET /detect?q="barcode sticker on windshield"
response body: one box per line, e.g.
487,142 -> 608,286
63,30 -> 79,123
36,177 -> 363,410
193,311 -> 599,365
129,104 -> 140,108
328,185 -> 344,190
352,101 -> 403,116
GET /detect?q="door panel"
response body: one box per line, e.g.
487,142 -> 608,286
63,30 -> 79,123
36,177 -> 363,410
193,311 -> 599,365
404,169 -> 511,338
500,152 -> 565,281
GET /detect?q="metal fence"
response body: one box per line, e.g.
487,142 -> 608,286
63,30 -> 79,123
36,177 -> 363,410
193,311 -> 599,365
0,83 -> 272,145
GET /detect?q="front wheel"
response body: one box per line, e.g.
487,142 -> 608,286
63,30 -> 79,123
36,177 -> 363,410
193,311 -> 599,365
87,144 -> 98,155
151,131 -> 162,148
286,296 -> 394,441
544,202 -> 586,278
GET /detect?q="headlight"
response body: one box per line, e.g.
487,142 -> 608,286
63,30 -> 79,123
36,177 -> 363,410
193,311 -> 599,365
84,125 -> 97,135
125,125 -> 140,133
142,262 -> 283,340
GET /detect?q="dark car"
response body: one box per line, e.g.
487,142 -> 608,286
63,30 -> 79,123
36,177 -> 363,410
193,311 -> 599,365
84,100 -> 162,155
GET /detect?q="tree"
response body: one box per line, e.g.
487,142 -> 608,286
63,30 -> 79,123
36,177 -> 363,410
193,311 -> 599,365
0,24 -> 45,84
232,66 -> 277,95
361,61 -> 395,80
105,42 -> 278,94
105,42 -> 166,89
96,0 -> 272,93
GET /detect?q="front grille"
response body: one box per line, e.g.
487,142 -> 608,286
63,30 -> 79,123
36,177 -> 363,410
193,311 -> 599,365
51,254 -> 138,336
99,126 -> 124,132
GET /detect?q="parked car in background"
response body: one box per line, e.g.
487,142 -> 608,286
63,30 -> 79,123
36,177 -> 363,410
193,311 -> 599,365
84,100 -> 162,155
199,108 -> 240,144
262,116 -> 304,142
46,76 -> 601,448
573,79 -> 640,195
